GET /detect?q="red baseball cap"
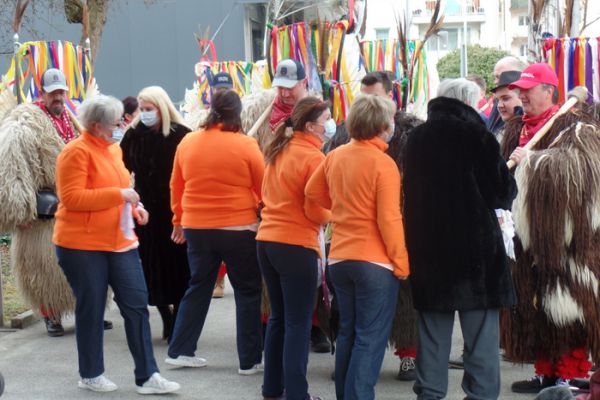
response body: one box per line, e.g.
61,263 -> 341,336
508,63 -> 559,90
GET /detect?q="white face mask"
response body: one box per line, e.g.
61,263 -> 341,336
381,122 -> 394,143
323,118 -> 337,139
111,128 -> 124,142
140,111 -> 158,127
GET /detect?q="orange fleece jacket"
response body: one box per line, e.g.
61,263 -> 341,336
257,132 -> 331,253
53,132 -> 136,251
305,137 -> 410,277
170,126 -> 265,228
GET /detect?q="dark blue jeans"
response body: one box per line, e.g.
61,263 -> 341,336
168,229 -> 263,369
55,246 -> 159,380
257,241 -> 318,400
329,261 -> 400,400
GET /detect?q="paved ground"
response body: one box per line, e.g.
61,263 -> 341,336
0,281 -> 536,399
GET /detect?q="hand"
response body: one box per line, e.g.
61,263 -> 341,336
133,205 -> 149,226
171,225 -> 186,244
397,275 -> 408,280
120,188 -> 140,206
509,147 -> 529,166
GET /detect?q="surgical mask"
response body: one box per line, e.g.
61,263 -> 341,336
382,122 -> 394,143
112,128 -> 124,142
140,111 -> 158,127
323,118 -> 337,139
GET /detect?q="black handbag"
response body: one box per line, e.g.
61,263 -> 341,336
36,190 -> 59,219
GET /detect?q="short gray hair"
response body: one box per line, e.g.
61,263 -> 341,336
77,95 -> 124,130
437,78 -> 480,110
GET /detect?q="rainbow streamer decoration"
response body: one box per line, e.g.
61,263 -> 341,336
543,37 -> 598,104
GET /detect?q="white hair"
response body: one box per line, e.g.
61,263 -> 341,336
78,95 -> 124,130
437,78 -> 481,110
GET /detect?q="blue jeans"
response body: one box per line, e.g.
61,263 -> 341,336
329,261 -> 399,400
257,241 -> 318,400
55,246 -> 158,380
168,229 -> 263,368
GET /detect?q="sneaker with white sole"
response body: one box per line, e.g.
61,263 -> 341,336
78,375 -> 118,392
238,363 -> 264,375
136,372 -> 180,395
165,355 -> 208,368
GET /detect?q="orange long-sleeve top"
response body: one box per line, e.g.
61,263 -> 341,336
53,132 -> 137,251
256,132 -> 331,253
305,137 -> 410,278
170,126 -> 265,228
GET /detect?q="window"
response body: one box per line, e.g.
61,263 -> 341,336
519,44 -> 528,57
375,28 -> 389,40
518,15 -> 530,26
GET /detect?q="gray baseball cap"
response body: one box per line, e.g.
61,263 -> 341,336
272,59 -> 306,89
41,68 -> 68,93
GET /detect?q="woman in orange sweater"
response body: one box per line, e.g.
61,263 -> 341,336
257,97 -> 333,400
53,95 -> 180,395
305,94 -> 410,400
166,90 -> 265,375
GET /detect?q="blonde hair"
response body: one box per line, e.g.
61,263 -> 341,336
347,94 -> 396,140
131,86 -> 188,136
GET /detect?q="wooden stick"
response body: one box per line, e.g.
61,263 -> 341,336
247,101 -> 274,138
507,86 -> 588,169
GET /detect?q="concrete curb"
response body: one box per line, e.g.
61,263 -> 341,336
10,310 -> 38,329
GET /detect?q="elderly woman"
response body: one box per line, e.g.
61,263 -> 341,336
53,95 -> 180,395
120,86 -> 191,341
305,94 -> 410,400
402,78 -> 516,399
166,90 -> 264,375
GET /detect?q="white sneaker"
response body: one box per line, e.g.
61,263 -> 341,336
136,372 -> 180,395
78,375 -> 118,392
165,355 -> 207,368
238,363 -> 264,375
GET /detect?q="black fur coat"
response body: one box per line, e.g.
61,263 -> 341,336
120,122 -> 191,305
402,97 -> 517,312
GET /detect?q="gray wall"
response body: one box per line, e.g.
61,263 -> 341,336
0,0 -> 251,102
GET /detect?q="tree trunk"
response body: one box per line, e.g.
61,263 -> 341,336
64,0 -> 109,64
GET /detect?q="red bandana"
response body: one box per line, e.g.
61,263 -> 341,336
269,95 -> 294,131
519,104 -> 560,146
35,101 -> 76,144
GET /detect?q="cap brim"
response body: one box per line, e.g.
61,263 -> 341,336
490,84 -> 506,93
508,80 -> 538,90
212,83 -> 233,89
43,84 -> 68,92
272,77 -> 298,89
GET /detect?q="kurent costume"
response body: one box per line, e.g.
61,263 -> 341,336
0,101 -> 81,315
500,108 -> 600,381
120,122 -> 191,329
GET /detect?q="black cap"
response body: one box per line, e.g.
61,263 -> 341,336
491,70 -> 522,93
212,72 -> 234,89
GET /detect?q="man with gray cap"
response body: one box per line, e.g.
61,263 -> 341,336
0,68 -> 101,337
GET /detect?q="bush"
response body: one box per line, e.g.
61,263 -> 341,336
437,45 -> 511,93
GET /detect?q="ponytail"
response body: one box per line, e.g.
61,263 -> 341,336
264,118 -> 294,164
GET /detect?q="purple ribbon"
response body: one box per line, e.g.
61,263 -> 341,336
585,38 -> 593,103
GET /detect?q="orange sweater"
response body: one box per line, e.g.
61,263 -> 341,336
257,132 -> 331,252
53,132 -> 136,251
170,126 -> 265,228
305,137 -> 410,277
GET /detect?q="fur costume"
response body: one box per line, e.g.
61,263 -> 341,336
240,89 -> 277,151
0,104 -> 75,314
501,116 -> 600,365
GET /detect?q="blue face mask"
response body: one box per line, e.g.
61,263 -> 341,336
112,128 -> 124,142
323,118 -> 337,139
140,111 -> 158,127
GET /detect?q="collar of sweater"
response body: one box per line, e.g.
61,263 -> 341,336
293,131 -> 323,149
82,131 -> 115,148
349,136 -> 388,152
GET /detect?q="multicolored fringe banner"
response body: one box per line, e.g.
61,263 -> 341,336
543,37 -> 598,104
360,39 -> 430,110
2,40 -> 94,107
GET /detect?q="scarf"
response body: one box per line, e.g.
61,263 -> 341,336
269,95 -> 294,131
519,104 -> 560,146
35,101 -> 76,144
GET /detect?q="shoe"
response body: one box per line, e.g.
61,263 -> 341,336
103,320 -> 113,330
511,375 -> 557,393
448,355 -> 464,369
44,317 -> 64,337
310,326 -> 330,353
78,375 -> 118,392
570,378 -> 590,390
238,363 -> 263,375
212,278 -> 225,298
136,372 -> 180,394
263,392 -> 285,400
165,355 -> 208,368
396,356 -> 417,381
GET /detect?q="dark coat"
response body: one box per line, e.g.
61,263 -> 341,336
120,122 -> 191,305
402,97 -> 517,312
